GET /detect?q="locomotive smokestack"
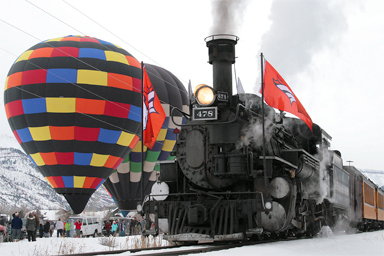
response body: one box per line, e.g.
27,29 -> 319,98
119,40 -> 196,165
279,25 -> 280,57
205,35 -> 239,102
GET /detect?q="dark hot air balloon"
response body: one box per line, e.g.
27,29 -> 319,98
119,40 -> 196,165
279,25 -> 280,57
4,35 -> 142,214
103,63 -> 189,216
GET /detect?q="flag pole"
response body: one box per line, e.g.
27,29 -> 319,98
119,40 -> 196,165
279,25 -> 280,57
260,53 -> 270,207
140,61 -> 144,204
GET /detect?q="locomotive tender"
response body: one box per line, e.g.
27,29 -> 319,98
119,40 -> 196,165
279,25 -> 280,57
141,35 -> 384,242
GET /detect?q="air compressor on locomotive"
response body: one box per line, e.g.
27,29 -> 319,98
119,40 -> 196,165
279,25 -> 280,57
140,35 -> 383,242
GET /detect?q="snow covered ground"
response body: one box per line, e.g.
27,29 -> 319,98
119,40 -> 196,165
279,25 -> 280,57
199,230 -> 384,256
0,229 -> 383,256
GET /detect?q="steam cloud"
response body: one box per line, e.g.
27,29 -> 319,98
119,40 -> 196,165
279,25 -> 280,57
309,147 -> 332,205
260,0 -> 348,84
255,0 -> 350,204
237,97 -> 276,150
210,0 -> 250,35
211,0 -> 346,207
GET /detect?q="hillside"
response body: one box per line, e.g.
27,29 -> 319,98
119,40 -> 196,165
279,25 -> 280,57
0,145 -> 115,213
359,169 -> 384,189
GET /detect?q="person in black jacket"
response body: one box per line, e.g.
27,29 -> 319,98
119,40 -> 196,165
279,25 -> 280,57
11,212 -> 23,242
43,221 -> 50,237
39,224 -> 44,238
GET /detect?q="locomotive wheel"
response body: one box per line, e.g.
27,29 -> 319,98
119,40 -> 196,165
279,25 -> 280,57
249,234 -> 263,241
279,231 -> 288,239
270,233 -> 279,240
305,232 -> 314,238
262,233 -> 271,240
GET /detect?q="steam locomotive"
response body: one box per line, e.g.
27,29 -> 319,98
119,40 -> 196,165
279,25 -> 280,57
140,35 -> 384,242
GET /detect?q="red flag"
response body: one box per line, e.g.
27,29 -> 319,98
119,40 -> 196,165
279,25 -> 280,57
142,66 -> 166,149
262,60 -> 313,131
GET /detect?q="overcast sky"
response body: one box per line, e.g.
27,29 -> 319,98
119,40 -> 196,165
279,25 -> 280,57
0,0 -> 383,170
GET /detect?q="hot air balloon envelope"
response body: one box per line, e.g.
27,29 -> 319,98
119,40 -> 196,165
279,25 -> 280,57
4,35 -> 143,213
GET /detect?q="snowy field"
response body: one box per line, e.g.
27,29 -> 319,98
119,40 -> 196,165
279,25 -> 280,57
0,230 -> 383,256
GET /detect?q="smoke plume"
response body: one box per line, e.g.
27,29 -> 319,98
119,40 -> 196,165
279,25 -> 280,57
210,0 -> 250,35
260,0 -> 348,83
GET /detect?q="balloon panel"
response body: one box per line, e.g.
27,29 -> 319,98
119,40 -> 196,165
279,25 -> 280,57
103,63 -> 189,212
4,35 -> 143,213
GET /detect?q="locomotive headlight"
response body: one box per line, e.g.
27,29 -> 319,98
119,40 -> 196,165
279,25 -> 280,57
194,84 -> 215,106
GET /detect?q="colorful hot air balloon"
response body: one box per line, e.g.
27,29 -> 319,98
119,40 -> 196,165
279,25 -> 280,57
103,64 -> 189,216
4,35 -> 142,214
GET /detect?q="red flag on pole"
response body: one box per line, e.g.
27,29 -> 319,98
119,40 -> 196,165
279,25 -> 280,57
262,60 -> 313,131
142,66 -> 166,149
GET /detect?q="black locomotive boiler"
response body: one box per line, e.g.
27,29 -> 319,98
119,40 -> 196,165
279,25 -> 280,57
140,35 -> 384,242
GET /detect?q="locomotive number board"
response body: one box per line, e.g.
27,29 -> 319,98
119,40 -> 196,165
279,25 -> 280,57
216,91 -> 228,102
193,107 -> 218,121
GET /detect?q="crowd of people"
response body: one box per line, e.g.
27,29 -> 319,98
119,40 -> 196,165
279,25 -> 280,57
3,211 -> 155,242
103,217 -> 154,237
7,211 -> 65,242
2,212 -> 76,242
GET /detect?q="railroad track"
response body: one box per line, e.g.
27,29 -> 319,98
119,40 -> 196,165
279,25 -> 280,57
54,238 -> 284,256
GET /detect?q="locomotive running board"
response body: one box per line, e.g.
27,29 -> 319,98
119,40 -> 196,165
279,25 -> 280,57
164,232 -> 244,242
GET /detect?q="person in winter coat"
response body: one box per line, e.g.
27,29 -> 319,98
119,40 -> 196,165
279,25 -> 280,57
49,221 -> 54,237
34,212 -> 40,239
11,212 -> 23,242
64,221 -> 71,237
126,221 -> 131,236
141,218 -> 146,232
136,222 -> 142,235
74,219 -> 82,238
111,221 -> 118,236
119,220 -> 126,237
43,221 -> 50,237
39,224 -> 44,238
104,221 -> 111,236
129,219 -> 133,235
26,213 -> 36,242
130,217 -> 138,235
56,218 -> 64,237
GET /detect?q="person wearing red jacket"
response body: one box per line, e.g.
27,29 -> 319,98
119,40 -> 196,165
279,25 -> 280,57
104,221 -> 111,236
74,219 -> 82,238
